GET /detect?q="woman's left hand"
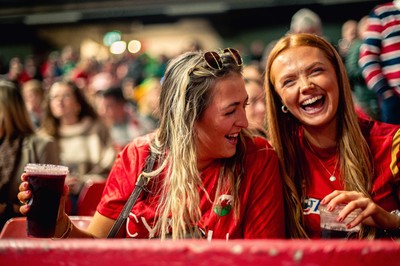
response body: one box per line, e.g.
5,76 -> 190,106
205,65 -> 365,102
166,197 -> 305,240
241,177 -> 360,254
321,190 -> 399,230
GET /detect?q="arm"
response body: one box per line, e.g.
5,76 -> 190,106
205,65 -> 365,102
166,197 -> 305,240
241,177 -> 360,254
17,173 -> 112,239
321,190 -> 400,231
321,128 -> 400,234
359,12 -> 391,96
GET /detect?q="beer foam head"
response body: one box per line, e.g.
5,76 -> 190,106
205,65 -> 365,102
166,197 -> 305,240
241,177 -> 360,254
24,163 -> 69,175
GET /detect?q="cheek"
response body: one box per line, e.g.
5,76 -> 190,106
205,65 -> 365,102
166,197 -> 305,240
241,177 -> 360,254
277,90 -> 294,105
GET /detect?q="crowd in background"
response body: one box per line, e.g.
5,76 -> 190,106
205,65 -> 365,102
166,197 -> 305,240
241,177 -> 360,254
1,3 -> 400,233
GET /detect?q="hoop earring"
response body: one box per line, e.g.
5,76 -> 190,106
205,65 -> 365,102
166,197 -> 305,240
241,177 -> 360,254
281,105 -> 288,113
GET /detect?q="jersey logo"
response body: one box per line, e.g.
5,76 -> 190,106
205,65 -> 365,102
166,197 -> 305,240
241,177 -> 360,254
303,197 -> 321,215
213,194 -> 233,216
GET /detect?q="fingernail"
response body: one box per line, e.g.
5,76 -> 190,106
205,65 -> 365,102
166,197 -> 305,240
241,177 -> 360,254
23,182 -> 28,189
326,205 -> 333,211
320,199 -> 326,204
337,216 -> 343,222
25,191 -> 30,195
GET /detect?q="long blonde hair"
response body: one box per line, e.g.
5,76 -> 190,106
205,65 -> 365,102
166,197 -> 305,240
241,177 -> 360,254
265,33 -> 374,238
149,50 -> 249,239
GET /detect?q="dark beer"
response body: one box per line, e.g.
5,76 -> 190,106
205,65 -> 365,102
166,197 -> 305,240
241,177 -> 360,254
320,226 -> 359,239
25,164 -> 68,238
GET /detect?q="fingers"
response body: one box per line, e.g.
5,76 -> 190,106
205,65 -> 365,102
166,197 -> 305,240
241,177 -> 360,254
18,175 -> 31,215
321,190 -> 364,207
56,185 -> 69,222
21,173 -> 28,182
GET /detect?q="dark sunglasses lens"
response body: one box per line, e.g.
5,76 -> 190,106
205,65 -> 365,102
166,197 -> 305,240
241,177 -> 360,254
225,48 -> 243,65
204,51 -> 222,70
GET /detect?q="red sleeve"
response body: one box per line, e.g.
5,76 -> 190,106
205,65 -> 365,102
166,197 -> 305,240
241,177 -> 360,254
240,137 -> 286,239
96,135 -> 151,219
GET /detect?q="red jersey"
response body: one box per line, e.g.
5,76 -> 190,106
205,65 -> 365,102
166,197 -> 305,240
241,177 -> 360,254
97,134 -> 285,240
302,119 -> 400,238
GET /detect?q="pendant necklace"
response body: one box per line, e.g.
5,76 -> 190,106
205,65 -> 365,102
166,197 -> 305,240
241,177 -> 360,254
305,139 -> 339,182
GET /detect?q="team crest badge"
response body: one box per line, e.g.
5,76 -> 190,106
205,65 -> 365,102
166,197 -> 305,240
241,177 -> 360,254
213,194 -> 233,216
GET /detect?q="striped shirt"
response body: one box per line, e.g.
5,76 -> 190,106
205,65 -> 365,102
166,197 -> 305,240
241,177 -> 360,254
359,2 -> 400,96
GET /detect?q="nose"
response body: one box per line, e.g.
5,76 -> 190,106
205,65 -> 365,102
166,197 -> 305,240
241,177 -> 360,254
236,108 -> 249,128
299,76 -> 313,92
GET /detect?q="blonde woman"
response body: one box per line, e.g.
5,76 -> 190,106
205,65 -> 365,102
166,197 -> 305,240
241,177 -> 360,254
18,48 -> 285,240
265,33 -> 400,239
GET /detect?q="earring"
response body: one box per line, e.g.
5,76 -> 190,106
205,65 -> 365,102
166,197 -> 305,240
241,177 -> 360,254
281,105 -> 288,113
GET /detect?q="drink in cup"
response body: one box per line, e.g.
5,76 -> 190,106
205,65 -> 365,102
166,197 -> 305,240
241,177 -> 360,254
25,163 -> 69,238
318,203 -> 361,239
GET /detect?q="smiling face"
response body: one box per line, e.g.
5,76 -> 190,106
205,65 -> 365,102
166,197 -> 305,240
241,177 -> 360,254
270,46 -> 339,133
194,73 -> 248,169
48,82 -> 81,123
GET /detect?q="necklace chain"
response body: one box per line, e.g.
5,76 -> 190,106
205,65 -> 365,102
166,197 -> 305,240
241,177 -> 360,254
305,139 -> 339,182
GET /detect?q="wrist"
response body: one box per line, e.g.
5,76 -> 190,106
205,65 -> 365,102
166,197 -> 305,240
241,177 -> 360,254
383,210 -> 400,239
52,215 -> 73,239
391,210 -> 400,229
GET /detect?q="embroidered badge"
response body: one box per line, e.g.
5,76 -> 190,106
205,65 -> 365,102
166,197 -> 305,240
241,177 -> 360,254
213,194 -> 233,216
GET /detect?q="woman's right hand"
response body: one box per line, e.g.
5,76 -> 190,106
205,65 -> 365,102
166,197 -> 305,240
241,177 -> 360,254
18,173 -> 69,221
17,173 -> 32,215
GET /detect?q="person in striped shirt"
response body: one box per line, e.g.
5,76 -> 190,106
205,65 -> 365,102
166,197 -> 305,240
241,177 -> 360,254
359,1 -> 400,125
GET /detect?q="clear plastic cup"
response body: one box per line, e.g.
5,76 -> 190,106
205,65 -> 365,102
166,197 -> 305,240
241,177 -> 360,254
24,163 -> 69,238
318,203 -> 361,239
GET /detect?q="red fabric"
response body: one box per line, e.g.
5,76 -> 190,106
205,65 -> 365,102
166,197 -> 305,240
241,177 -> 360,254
97,134 -> 285,239
302,118 -> 400,238
1,239 -> 400,265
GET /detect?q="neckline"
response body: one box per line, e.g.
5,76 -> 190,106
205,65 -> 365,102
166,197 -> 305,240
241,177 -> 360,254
304,138 -> 337,160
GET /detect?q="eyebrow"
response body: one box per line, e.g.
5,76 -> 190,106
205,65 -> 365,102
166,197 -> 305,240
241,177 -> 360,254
221,95 -> 248,110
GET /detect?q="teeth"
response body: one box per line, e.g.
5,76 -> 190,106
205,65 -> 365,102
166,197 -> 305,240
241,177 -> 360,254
302,95 -> 322,106
227,133 -> 239,138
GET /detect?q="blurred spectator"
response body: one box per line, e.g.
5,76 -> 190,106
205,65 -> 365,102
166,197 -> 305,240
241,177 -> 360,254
289,8 -> 323,35
136,77 -> 162,129
41,51 -> 63,91
39,81 -> 116,214
262,8 -> 324,68
68,57 -> 98,96
59,45 -> 78,77
95,87 -> 154,152
337,19 -> 358,62
345,16 -> 380,121
0,79 -> 59,230
360,1 -> 400,124
243,65 -> 266,138
1,57 -> 23,87
21,79 -> 46,128
19,55 -> 43,84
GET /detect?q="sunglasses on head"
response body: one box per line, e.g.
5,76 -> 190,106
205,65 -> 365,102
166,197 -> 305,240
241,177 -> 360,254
203,48 -> 243,70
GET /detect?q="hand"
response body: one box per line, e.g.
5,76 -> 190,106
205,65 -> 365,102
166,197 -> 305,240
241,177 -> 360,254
17,173 -> 32,215
321,190 -> 400,230
17,173 -> 69,220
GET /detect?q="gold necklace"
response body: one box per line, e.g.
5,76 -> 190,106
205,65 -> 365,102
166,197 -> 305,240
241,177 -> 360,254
305,139 -> 339,182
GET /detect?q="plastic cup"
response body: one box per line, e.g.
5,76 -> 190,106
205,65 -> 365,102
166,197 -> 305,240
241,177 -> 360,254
25,163 -> 69,238
318,203 -> 361,239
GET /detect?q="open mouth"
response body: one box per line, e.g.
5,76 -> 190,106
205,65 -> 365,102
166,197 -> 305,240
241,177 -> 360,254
301,95 -> 325,112
225,133 -> 239,144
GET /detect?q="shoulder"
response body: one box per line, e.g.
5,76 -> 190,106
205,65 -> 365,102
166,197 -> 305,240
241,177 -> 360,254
242,135 -> 278,165
359,118 -> 400,139
243,135 -> 275,154
23,134 -> 56,147
118,133 -> 154,164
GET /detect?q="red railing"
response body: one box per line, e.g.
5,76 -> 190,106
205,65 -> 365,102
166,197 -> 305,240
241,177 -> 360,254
0,239 -> 399,266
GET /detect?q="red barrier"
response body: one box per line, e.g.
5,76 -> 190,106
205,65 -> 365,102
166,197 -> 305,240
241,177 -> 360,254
0,239 -> 399,266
